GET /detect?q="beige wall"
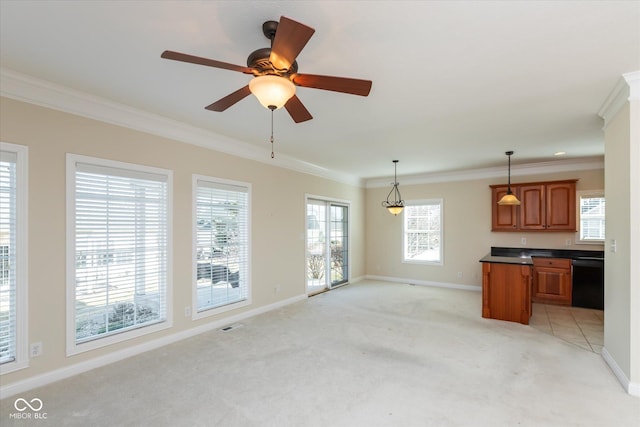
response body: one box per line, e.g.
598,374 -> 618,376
0,97 -> 366,386
604,103 -> 631,378
366,170 -> 604,288
604,98 -> 640,391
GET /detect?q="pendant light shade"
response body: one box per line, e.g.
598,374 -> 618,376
382,160 -> 405,215
497,192 -> 520,205
249,75 -> 296,110
497,151 -> 521,206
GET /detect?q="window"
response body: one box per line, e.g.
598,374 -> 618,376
0,143 -> 28,374
403,199 -> 443,265
193,176 -> 250,317
67,154 -> 172,354
577,191 -> 605,243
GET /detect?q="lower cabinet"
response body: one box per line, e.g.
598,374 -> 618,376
532,257 -> 572,305
482,262 -> 532,325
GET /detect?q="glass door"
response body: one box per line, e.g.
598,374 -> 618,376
306,198 -> 349,295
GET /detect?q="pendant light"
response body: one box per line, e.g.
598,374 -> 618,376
497,151 -> 521,206
382,160 -> 405,215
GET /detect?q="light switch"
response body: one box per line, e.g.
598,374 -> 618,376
610,239 -> 617,253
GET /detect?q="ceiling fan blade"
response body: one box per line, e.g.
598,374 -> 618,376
270,16 -> 315,71
292,73 -> 372,97
205,86 -> 252,112
284,95 -> 313,123
161,50 -> 253,74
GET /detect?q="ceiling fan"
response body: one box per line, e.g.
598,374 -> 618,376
161,16 -> 372,123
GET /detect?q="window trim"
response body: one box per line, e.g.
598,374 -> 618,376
0,142 -> 28,374
576,190 -> 605,245
66,154 -> 173,356
402,198 -> 444,266
191,174 -> 251,320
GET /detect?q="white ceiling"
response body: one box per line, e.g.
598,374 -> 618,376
1,1 -> 639,182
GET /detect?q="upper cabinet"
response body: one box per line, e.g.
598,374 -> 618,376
519,184 -> 545,230
490,180 -> 577,232
545,182 -> 577,230
491,185 -> 519,230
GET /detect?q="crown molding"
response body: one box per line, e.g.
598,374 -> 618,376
598,70 -> 640,127
624,70 -> 640,101
0,67 -> 363,187
1,67 -> 613,189
366,157 -> 604,189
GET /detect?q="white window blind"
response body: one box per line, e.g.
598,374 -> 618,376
579,193 -> 605,242
0,151 -> 17,365
195,178 -> 249,313
73,160 -> 168,344
403,200 -> 443,264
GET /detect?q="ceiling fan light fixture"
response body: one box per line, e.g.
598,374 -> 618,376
497,151 -> 521,206
249,75 -> 296,109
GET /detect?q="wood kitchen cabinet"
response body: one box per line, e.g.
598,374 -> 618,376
519,184 -> 545,230
491,186 -> 519,230
532,257 -> 572,305
490,180 -> 577,232
482,262 -> 532,325
545,182 -> 577,230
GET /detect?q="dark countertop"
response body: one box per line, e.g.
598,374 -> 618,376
479,254 -> 532,265
480,246 -> 604,265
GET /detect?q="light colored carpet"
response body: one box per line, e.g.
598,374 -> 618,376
2,280 -> 638,426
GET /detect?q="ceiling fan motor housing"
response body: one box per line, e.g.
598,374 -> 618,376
247,47 -> 298,76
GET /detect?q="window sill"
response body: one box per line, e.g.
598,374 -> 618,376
67,319 -> 172,357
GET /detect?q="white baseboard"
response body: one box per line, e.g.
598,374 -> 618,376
601,347 -> 640,396
365,274 -> 481,292
0,294 -> 307,400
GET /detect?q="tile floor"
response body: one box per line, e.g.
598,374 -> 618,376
530,303 -> 604,353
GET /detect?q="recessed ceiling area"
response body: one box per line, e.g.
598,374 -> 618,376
1,1 -> 638,181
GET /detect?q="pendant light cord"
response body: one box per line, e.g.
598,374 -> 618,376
507,152 -> 511,191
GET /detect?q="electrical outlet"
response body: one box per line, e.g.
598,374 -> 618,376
521,237 -> 527,245
457,271 -> 463,278
274,284 -> 281,293
30,342 -> 42,357
565,239 -> 572,246
184,306 -> 191,317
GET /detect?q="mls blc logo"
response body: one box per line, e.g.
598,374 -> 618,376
10,397 -> 47,419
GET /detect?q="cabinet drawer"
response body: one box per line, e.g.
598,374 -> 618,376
532,257 -> 571,269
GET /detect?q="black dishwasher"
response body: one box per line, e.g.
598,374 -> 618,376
571,257 -> 604,310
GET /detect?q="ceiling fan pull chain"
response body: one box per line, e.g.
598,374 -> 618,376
270,107 -> 275,158
271,135 -> 274,159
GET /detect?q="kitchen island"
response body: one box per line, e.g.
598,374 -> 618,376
479,247 -> 604,325
479,254 -> 533,324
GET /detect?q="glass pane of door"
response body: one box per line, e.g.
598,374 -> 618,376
306,199 -> 349,294
330,204 -> 348,287
306,200 -> 327,295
